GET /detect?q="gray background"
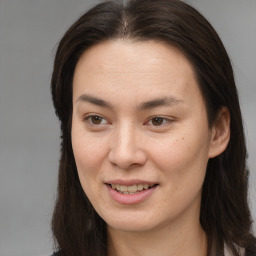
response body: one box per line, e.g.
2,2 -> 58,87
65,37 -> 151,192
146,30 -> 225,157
0,0 -> 255,255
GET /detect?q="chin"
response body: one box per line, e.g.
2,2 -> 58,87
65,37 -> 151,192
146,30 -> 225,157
107,220 -> 156,233
101,210 -> 164,233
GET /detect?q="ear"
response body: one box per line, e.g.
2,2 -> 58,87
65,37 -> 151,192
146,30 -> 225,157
208,107 -> 230,158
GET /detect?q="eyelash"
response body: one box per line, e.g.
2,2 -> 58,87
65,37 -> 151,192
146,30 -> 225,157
145,116 -> 171,126
83,114 -> 172,127
84,115 -> 110,125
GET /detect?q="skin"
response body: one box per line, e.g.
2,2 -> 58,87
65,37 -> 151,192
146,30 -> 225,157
71,40 -> 230,256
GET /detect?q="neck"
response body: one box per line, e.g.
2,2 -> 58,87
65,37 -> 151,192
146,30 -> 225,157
107,217 -> 207,256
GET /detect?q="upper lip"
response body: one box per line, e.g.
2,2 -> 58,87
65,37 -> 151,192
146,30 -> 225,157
105,179 -> 158,186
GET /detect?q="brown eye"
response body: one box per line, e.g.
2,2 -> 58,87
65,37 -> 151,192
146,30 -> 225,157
90,116 -> 104,125
151,117 -> 165,126
84,114 -> 110,128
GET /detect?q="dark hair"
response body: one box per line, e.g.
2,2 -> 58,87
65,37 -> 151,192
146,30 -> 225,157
50,0 -> 256,255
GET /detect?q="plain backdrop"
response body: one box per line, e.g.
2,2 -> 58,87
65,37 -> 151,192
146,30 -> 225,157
0,0 -> 255,255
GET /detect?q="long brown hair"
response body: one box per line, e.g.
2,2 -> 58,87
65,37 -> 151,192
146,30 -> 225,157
50,1 -> 256,255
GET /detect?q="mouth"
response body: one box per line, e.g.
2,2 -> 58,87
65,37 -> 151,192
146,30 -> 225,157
107,183 -> 158,195
105,180 -> 159,204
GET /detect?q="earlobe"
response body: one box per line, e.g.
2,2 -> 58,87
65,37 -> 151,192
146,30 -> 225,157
208,107 -> 230,158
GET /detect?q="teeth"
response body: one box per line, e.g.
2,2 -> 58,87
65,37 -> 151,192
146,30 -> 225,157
120,185 -> 127,192
110,184 -> 155,194
127,185 -> 137,193
143,184 -> 149,189
137,184 -> 144,190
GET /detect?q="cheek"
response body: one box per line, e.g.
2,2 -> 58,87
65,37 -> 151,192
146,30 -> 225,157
71,124 -> 109,188
149,129 -> 210,184
74,137 -> 104,163
151,136 -> 197,164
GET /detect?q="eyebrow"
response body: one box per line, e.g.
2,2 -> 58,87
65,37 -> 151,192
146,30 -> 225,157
76,94 -> 113,109
75,94 -> 183,110
138,96 -> 183,110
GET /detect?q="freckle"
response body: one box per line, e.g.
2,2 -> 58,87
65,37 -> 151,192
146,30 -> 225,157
182,137 -> 184,140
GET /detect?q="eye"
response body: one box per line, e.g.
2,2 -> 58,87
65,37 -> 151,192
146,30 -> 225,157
147,117 -> 170,126
84,115 -> 109,125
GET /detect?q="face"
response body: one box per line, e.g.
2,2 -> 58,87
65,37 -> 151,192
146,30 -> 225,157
72,40 -> 214,233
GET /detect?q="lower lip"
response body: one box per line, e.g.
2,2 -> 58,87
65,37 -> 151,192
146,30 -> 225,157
106,184 -> 158,205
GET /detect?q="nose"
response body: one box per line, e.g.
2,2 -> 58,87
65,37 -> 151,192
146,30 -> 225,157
108,123 -> 147,169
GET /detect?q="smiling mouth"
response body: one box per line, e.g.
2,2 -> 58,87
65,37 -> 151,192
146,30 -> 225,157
108,184 -> 158,195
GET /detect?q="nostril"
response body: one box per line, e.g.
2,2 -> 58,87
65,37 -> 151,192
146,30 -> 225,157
108,146 -> 147,169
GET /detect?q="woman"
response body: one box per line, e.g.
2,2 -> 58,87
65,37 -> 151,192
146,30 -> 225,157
50,0 -> 256,255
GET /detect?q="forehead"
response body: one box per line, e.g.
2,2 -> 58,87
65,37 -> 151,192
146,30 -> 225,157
73,40 -> 202,106
74,39 -> 195,75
